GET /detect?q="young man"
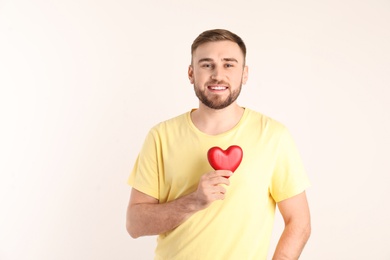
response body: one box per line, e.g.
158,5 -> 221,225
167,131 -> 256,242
126,29 -> 311,259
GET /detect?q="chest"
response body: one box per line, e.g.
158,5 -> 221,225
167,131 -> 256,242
159,135 -> 279,202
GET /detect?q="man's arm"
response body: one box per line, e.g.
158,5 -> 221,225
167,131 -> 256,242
272,191 -> 311,260
126,170 -> 232,238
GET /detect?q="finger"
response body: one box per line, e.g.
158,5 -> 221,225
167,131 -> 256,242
203,178 -> 229,188
211,185 -> 226,195
214,170 -> 233,179
207,175 -> 231,186
204,170 -> 232,178
213,192 -> 226,201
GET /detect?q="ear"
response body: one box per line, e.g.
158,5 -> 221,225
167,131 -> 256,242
242,65 -> 249,85
188,65 -> 194,84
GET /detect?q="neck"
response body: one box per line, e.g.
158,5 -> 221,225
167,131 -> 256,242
191,103 -> 245,135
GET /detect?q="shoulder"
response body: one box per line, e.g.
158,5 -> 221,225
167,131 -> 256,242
146,111 -> 190,139
244,108 -> 287,134
152,112 -> 188,130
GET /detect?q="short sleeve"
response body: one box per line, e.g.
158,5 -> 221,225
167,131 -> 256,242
128,129 -> 160,199
270,127 -> 310,202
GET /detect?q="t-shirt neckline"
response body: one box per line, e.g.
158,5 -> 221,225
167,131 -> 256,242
186,107 -> 249,137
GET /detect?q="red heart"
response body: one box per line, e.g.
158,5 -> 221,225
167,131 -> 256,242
207,145 -> 243,175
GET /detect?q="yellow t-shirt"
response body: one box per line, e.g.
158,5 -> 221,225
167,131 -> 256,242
128,108 -> 310,260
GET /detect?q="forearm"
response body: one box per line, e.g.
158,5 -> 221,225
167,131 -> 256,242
127,170 -> 231,238
272,222 -> 311,260
127,192 -> 200,238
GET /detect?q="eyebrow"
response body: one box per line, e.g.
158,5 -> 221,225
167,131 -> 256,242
198,58 -> 239,63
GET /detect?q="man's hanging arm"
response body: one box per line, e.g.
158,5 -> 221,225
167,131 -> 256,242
272,191 -> 311,260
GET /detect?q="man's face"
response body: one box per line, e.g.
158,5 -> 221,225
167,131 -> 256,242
188,40 -> 248,110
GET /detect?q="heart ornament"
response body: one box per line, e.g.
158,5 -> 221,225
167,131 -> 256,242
207,145 -> 243,175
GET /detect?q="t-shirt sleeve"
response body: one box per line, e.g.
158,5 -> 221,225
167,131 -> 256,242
270,127 -> 310,203
128,129 -> 160,200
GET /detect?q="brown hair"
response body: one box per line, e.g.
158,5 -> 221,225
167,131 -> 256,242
191,29 -> 246,62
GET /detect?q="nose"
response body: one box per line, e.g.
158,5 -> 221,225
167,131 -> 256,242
211,67 -> 223,81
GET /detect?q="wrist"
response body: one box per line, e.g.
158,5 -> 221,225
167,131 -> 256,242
179,192 -> 203,213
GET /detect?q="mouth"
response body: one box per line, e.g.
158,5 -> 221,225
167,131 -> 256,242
207,85 -> 228,91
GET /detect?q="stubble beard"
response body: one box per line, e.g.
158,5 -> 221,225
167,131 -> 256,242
193,80 -> 243,110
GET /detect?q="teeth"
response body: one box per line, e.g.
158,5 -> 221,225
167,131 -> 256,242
210,86 -> 226,90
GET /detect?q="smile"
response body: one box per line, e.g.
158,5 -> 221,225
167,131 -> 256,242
208,85 -> 228,90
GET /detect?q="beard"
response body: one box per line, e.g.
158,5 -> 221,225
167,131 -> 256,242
193,80 -> 243,110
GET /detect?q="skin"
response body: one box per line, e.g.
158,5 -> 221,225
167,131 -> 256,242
127,170 -> 232,238
188,40 -> 248,135
272,192 -> 311,260
126,40 -> 311,259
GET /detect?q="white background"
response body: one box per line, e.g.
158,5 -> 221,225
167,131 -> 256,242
1,0 -> 389,259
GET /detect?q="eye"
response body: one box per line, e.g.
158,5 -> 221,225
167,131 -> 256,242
201,63 -> 213,69
225,63 -> 234,68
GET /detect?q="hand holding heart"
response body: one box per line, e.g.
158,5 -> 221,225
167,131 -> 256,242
194,170 -> 232,209
193,145 -> 243,209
